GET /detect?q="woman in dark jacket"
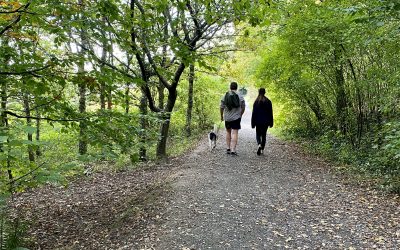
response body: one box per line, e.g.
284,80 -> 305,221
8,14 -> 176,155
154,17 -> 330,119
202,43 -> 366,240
251,88 -> 273,155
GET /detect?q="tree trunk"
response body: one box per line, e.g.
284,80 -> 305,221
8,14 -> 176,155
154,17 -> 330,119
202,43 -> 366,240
125,83 -> 130,114
100,82 -> 106,110
78,79 -> 87,155
158,82 -> 165,110
1,80 -> 12,195
77,0 -> 87,155
107,33 -> 113,111
23,92 -> 35,162
77,54 -> 87,155
156,113 -> 171,158
139,91 -> 147,161
185,63 -> 195,136
35,106 -> 41,157
334,49 -> 347,135
78,4 -> 88,155
335,65 -> 347,135
305,97 -> 324,122
1,80 -> 7,128
100,18 -> 107,110
156,88 -> 178,158
125,54 -> 132,114
107,86 -> 112,110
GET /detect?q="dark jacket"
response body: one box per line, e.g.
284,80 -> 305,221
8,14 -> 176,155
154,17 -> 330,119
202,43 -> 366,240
251,97 -> 273,128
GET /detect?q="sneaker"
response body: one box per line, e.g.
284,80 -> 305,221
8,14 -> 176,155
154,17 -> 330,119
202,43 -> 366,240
257,146 -> 262,156
226,149 -> 231,154
230,151 -> 238,156
260,149 -> 264,155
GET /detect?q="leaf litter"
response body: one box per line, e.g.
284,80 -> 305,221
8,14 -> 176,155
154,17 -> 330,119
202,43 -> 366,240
11,112 -> 400,249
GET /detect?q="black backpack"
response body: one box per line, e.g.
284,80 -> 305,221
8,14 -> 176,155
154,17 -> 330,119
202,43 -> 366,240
224,91 -> 240,110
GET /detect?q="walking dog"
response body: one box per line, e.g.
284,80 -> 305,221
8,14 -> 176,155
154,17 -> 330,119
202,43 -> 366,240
208,124 -> 219,151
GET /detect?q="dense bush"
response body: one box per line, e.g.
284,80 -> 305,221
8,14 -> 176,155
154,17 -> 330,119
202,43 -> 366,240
254,0 -> 400,192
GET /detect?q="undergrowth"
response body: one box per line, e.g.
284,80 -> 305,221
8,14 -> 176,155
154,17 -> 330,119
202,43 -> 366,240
288,123 -> 400,194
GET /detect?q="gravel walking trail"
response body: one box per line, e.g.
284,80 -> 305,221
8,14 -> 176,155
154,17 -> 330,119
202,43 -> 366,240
15,107 -> 399,249
139,108 -> 400,250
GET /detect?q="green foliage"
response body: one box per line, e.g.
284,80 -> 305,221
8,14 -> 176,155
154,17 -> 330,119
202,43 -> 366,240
368,122 -> 400,171
0,194 -> 28,250
0,0 -> 261,191
250,0 -> 400,192
169,73 -> 227,146
0,0 -> 273,247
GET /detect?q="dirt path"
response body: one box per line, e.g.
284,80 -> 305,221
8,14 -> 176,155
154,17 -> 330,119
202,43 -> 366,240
15,108 -> 399,249
138,109 -> 400,249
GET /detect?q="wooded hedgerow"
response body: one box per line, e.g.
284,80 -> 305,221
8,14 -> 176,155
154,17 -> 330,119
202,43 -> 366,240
0,0 -> 399,248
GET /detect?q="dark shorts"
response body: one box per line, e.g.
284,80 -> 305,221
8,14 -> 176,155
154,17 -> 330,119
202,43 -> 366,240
225,118 -> 241,130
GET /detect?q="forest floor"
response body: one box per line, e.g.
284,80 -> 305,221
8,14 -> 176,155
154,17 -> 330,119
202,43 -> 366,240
14,110 -> 400,249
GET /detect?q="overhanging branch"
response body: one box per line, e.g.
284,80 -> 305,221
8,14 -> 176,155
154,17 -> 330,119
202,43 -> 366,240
0,1 -> 31,36
4,111 -> 84,122
0,64 -> 52,76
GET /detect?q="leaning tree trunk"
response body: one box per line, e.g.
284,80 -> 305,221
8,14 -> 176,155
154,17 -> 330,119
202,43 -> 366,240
23,91 -> 35,162
185,64 -> 195,136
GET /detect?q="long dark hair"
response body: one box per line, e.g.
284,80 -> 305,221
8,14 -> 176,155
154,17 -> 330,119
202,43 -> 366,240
255,88 -> 267,104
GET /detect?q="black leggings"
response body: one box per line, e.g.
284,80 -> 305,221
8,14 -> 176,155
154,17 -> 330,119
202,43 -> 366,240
256,125 -> 268,150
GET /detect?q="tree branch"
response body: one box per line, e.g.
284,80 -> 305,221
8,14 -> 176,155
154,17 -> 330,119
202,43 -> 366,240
0,2 -> 31,14
0,1 -> 31,36
141,85 -> 161,112
0,64 -> 52,76
30,90 -> 65,111
4,111 -> 83,122
7,162 -> 46,186
132,0 -> 172,90
186,0 -> 202,39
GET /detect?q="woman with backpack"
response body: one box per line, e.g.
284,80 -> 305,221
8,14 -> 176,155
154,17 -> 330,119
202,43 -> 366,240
251,88 -> 273,155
